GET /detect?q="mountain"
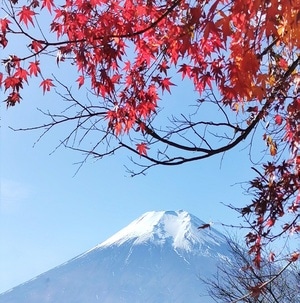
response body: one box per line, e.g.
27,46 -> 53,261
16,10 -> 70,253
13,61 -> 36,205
0,210 -> 232,303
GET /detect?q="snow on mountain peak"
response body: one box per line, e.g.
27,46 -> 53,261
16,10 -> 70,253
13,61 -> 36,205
98,210 -> 226,253
0,210 -> 232,303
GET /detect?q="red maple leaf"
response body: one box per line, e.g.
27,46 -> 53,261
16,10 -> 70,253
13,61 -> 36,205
6,92 -> 22,107
14,68 -> 29,84
41,0 -> 55,13
17,6 -> 36,28
4,76 -> 22,91
289,251 -> 300,262
0,18 -> 11,35
136,142 -> 149,156
274,114 -> 283,125
248,283 -> 266,300
266,218 -> 275,227
76,75 -> 85,88
28,61 -> 41,76
161,77 -> 175,93
29,40 -> 43,53
114,122 -> 122,136
158,61 -> 169,75
278,58 -> 288,69
40,78 -> 55,94
178,64 -> 191,79
0,35 -> 8,48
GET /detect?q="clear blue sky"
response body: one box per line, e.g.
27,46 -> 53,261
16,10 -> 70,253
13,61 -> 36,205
2,3 -> 299,296
1,85 -> 255,293
0,10 -> 265,293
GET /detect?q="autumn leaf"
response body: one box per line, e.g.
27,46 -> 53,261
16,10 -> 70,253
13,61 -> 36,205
40,78 -> 55,94
17,6 -> 36,28
178,64 -> 191,79
158,61 -> 169,75
28,61 -> 41,76
6,92 -> 22,107
289,251 -> 300,262
268,251 -> 275,262
14,68 -> 29,84
4,76 -> 22,91
270,142 -> 277,156
29,40 -> 43,53
266,218 -> 275,227
278,58 -> 288,69
160,77 -> 175,93
114,122 -> 122,136
136,142 -> 149,156
0,18 -> 11,35
41,0 -> 55,13
76,75 -> 85,88
274,114 -> 283,125
248,283 -> 266,300
0,35 -> 8,48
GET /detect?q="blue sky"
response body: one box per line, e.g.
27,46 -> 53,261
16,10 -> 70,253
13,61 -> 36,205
0,84 -> 257,293
0,6 -> 281,293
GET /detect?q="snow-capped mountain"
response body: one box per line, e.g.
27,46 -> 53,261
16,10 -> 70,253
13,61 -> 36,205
0,210 -> 231,303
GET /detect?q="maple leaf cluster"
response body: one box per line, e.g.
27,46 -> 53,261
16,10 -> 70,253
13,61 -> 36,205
1,0 -> 300,269
243,161 -> 300,267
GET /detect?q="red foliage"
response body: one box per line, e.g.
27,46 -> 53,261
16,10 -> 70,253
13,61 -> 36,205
289,252 -> 300,262
28,61 -> 41,77
248,283 -> 266,300
17,6 -> 36,28
40,79 -> 55,94
41,0 -> 55,13
136,142 -> 149,156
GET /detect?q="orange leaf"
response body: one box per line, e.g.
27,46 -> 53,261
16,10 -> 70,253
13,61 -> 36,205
136,142 -> 149,156
76,75 -> 85,88
270,142 -> 277,156
289,251 -> 300,262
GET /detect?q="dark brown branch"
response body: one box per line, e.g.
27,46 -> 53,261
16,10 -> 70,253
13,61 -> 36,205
229,261 -> 293,303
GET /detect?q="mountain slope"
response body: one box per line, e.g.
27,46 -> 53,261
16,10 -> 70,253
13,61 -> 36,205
0,210 -> 231,303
